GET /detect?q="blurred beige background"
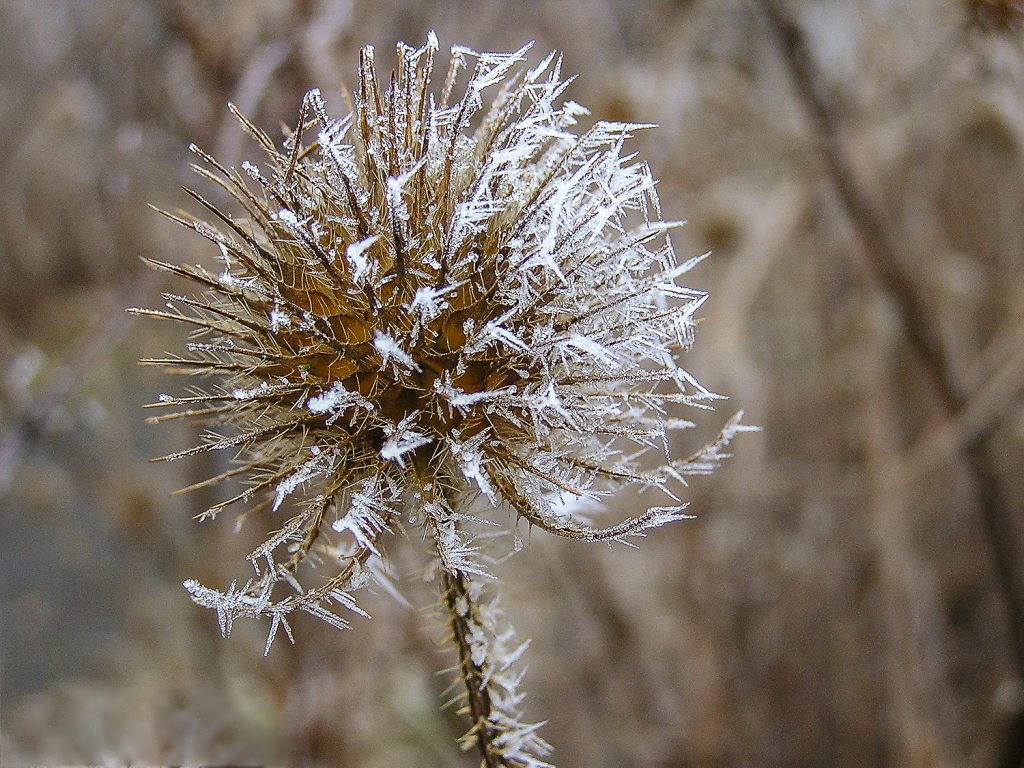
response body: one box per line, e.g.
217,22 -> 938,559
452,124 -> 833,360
1,1 -> 1023,766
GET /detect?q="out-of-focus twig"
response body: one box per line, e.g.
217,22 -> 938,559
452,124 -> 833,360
0,268 -> 161,496
750,0 -> 961,396
862,311 -> 956,767
160,0 -> 236,94
750,2 -> 1024,765
850,18 -> 971,128
712,179 -> 810,421
904,321 -> 1024,487
0,3 -> 310,501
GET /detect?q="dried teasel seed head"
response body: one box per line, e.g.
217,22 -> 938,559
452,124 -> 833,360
134,35 -> 752,647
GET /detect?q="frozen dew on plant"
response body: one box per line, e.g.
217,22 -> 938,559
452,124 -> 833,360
134,34 -> 753,766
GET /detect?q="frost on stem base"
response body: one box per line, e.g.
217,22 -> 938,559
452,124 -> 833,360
134,34 -> 754,765
442,570 -> 552,767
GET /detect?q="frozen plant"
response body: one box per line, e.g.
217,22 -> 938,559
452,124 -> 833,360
133,35 -> 754,766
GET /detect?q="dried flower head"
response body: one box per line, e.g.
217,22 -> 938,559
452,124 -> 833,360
135,35 -> 751,765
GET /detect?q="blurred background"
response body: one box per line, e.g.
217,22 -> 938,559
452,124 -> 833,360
1,1 -> 1023,766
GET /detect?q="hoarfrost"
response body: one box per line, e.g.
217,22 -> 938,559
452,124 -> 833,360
273,449 -> 335,511
346,235 -> 379,283
379,413 -> 432,466
373,330 -> 419,371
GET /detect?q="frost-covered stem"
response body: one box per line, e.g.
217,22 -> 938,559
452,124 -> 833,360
442,568 -> 551,768
442,569 -> 507,768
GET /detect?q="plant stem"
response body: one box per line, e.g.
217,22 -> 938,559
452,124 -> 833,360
441,568 -> 508,768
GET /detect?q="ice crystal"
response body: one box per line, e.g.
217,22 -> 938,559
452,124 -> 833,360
134,36 -> 751,766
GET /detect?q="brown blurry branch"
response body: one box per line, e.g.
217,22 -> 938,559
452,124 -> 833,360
160,0 -> 236,93
851,18 -> 971,129
751,0 -> 960,393
750,1 -> 1024,765
0,9 -> 298,500
905,320 -> 1024,486
862,314 -> 956,767
0,270 -> 160,496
